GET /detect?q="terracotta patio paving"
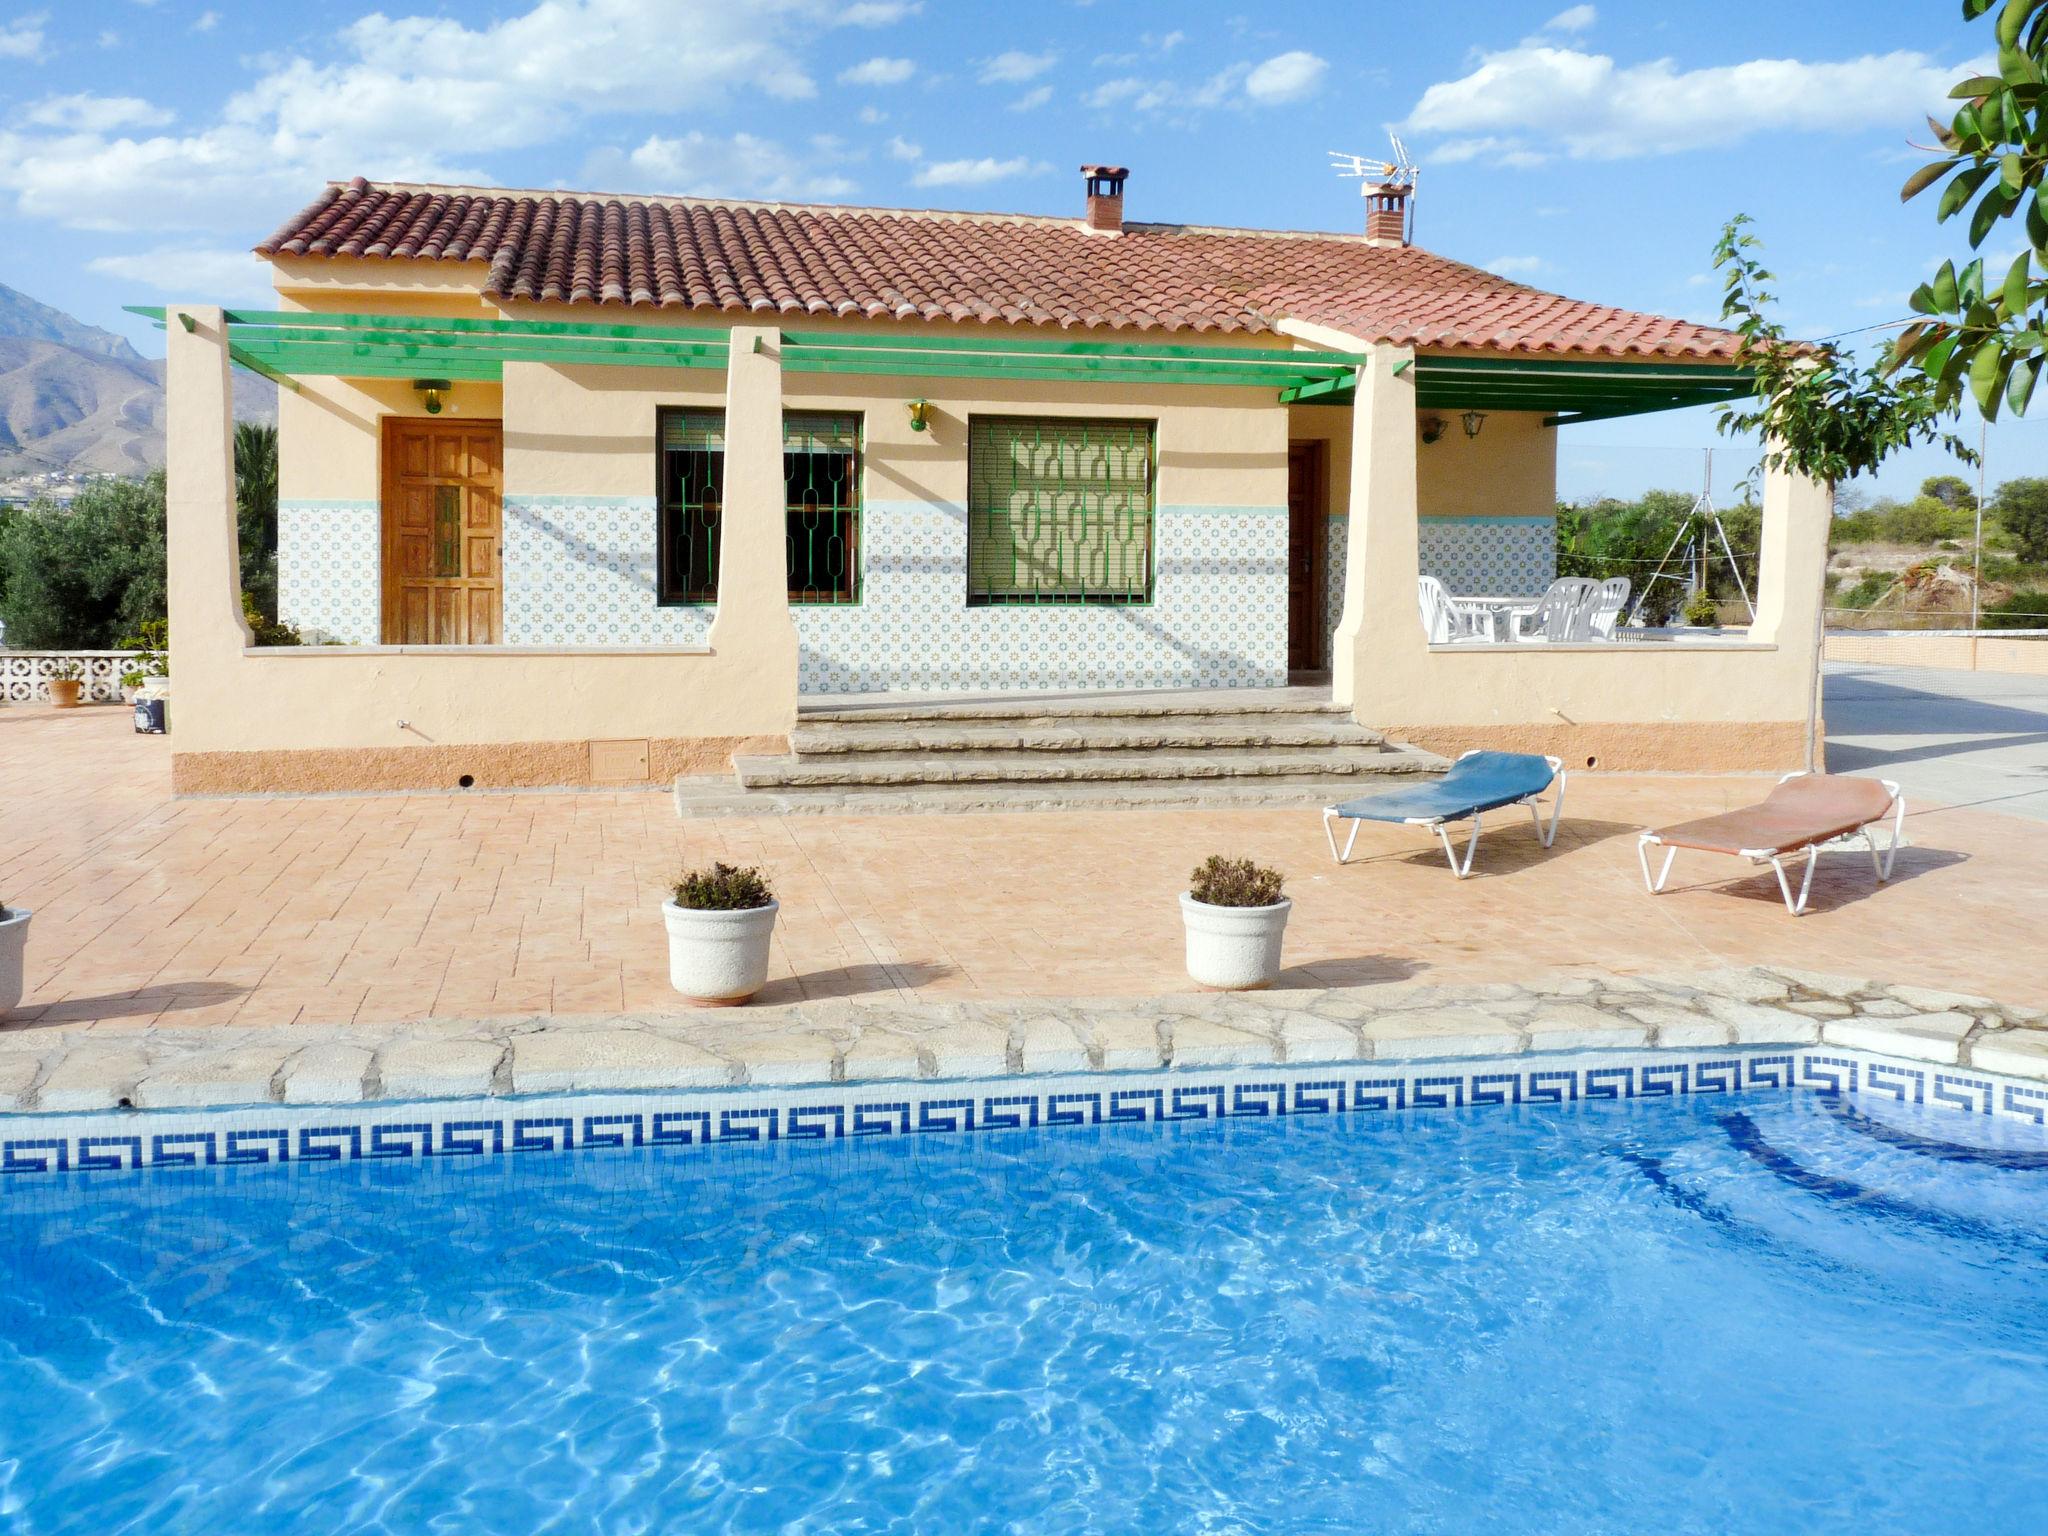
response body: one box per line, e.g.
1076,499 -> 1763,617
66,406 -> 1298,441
2,703 -> 2043,1034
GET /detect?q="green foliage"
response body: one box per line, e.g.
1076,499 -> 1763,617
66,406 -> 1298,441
0,474 -> 167,648
1919,473 -> 1979,510
1554,490 -> 1759,625
1714,216 -> 1973,482
117,617 -> 168,689
1892,0 -> 2048,417
1980,588 -> 2048,626
672,863 -> 775,911
1188,855 -> 1286,908
1681,589 -> 1722,627
1994,475 -> 2048,559
1832,495 -> 1977,544
235,422 -> 279,623
1838,571 -> 1898,609
242,591 -> 301,648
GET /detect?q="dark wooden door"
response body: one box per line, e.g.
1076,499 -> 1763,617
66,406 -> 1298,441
1286,441 -> 1326,671
382,419 -> 503,645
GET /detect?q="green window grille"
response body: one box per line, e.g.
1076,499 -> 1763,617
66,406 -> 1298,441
785,412 -> 861,604
657,408 -> 724,603
967,416 -> 1155,605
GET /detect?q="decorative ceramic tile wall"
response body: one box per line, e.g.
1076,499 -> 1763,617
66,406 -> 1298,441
3,1048 -> 2039,1179
793,501 -> 1288,694
1417,514 -> 1556,597
277,500 -> 379,644
1324,514 -> 1349,657
502,497 -> 713,646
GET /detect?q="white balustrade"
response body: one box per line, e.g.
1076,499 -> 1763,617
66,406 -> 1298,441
0,651 -> 143,704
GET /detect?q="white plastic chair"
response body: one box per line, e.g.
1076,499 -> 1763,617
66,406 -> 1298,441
1587,576 -> 1631,640
1512,578 -> 1597,642
1417,576 -> 1488,644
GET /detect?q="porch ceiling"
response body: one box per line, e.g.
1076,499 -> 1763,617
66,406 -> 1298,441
1278,353 -> 1757,426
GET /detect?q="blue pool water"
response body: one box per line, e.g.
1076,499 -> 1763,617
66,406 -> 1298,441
2,1090 -> 2045,1533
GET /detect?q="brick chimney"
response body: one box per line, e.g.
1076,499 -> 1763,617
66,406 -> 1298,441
1364,184 -> 1410,247
1080,164 -> 1129,235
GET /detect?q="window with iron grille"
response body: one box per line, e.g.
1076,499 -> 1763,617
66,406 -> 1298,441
785,412 -> 861,604
657,407 -> 723,604
967,416 -> 1155,605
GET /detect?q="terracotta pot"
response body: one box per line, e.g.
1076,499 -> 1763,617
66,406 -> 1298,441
48,679 -> 82,709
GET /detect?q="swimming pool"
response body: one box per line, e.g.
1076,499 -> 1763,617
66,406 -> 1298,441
2,1065 -> 2043,1533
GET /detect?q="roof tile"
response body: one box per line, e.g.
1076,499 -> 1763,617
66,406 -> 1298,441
254,179 -> 1744,359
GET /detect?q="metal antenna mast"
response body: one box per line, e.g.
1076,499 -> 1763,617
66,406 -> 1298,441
1629,450 -> 1757,626
1329,134 -> 1420,242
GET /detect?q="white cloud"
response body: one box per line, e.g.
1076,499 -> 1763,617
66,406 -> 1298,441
911,155 -> 1046,188
1149,29 -> 1185,51
87,245 -> 273,303
835,0 -> 919,23
583,131 -> 858,201
886,134 -> 922,161
23,94 -> 172,132
1405,45 -> 1961,161
1243,50 -> 1327,105
1484,255 -> 1546,277
979,49 -> 1055,84
0,13 -> 44,59
97,28 -> 120,47
0,0 -> 843,232
1008,84 -> 1053,112
839,55 -> 915,86
193,8 -> 220,30
857,104 -> 886,124
1545,4 -> 1596,32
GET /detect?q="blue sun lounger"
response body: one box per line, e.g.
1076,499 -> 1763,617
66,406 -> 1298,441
1323,750 -> 1567,877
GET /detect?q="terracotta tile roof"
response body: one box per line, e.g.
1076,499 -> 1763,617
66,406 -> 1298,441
256,177 -> 1743,360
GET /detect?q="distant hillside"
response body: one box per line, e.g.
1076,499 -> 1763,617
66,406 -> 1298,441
0,280 -> 275,477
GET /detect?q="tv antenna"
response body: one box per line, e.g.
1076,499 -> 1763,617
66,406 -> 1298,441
1330,133 -> 1420,240
1630,450 -> 1757,626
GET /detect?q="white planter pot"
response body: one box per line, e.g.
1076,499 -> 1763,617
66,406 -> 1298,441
1180,893 -> 1291,991
0,908 -> 29,1018
662,898 -> 779,1005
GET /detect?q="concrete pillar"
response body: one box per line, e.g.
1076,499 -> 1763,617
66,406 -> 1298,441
709,325 -> 798,711
164,305 -> 252,748
1332,345 -> 1420,710
1751,444 -> 1834,768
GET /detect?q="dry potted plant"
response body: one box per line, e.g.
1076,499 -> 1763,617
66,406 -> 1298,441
1180,855 -> 1291,990
0,898 -> 27,1018
663,862 -> 779,1005
46,661 -> 84,710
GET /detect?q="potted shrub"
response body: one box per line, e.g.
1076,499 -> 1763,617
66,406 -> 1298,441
46,662 -> 84,709
663,862 -> 779,1005
1680,590 -> 1722,630
1180,855 -> 1291,991
0,900 -> 26,1018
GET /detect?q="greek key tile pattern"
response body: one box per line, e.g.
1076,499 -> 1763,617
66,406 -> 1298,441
277,499 -> 380,645
6,1048 -> 2039,1181
1417,514 -> 1556,598
794,501 -> 1288,694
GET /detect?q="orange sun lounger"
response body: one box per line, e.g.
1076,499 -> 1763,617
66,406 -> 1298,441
1637,772 -> 1905,916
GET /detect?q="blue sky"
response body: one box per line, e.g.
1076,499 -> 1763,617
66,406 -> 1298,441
0,0 -> 2029,500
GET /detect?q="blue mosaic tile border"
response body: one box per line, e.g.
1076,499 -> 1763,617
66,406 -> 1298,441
4,1048 -> 2039,1181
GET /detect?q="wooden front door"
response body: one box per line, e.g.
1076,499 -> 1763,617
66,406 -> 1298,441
1286,440 -> 1327,671
382,419 -> 503,645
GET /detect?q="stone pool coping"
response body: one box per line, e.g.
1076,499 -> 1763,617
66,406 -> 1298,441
1,966 -> 2043,1116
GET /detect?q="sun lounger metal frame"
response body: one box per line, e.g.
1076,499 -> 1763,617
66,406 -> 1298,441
1636,771 -> 1904,916
1323,751 -> 1567,878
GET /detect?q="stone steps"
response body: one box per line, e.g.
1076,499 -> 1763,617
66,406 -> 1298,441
675,760 -> 1441,817
735,743 -> 1422,789
676,687 -> 1444,818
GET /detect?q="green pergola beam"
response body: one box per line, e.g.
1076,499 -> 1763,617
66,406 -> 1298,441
781,330 -> 1369,367
1276,372 -> 1358,404
781,350 -> 1341,389
227,347 -> 505,382
225,308 -> 729,342
229,339 -> 729,377
247,324 -> 729,363
1412,355 -> 1751,383
227,343 -> 301,393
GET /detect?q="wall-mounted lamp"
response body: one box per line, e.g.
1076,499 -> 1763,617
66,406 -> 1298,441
413,379 -> 452,415
1418,416 -> 1446,445
906,397 -> 932,433
1461,409 -> 1487,439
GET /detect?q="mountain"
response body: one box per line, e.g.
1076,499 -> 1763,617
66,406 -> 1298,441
0,281 -> 276,478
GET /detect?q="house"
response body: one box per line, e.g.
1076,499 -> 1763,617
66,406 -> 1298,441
152,166 -> 1829,794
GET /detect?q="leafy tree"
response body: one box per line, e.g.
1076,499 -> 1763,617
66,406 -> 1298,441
1555,489 -> 1758,625
1993,475 -> 2048,560
1919,473 -> 1978,510
0,474 -> 167,648
1713,216 -> 1973,483
1892,0 -> 2048,416
235,421 -> 279,623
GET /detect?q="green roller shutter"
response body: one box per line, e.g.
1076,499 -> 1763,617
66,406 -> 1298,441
967,416 -> 1155,605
